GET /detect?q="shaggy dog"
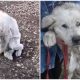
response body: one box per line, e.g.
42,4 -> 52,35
42,2 -> 80,79
0,11 -> 23,60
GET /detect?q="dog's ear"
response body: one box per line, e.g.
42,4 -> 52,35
42,15 -> 55,29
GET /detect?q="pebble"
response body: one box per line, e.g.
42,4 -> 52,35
16,63 -> 21,67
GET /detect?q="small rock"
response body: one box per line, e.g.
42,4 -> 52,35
33,32 -> 37,34
12,68 -> 15,71
21,66 -> 25,69
15,74 -> 17,77
16,63 -> 21,67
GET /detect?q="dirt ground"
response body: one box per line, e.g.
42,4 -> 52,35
0,1 -> 39,79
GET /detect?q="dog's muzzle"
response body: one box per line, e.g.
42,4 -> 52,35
72,36 -> 80,45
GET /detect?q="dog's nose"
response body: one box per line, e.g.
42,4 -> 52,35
72,36 -> 80,44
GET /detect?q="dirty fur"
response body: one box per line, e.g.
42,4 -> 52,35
0,10 -> 23,60
42,2 -> 80,79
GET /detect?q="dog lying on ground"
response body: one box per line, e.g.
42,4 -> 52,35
0,10 -> 23,60
42,2 -> 80,78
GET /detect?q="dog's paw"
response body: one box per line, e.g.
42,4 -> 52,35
68,72 -> 73,79
15,50 -> 22,57
4,52 -> 13,60
43,31 -> 56,47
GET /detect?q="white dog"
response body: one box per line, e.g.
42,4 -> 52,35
0,10 -> 23,60
42,2 -> 80,79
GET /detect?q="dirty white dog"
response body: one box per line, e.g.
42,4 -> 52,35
0,11 -> 23,60
42,3 -> 80,79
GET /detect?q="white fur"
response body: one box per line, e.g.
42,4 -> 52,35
42,3 -> 80,78
43,31 -> 56,47
0,11 -> 23,60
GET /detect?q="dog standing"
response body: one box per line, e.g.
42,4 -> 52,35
0,10 -> 23,60
42,2 -> 80,78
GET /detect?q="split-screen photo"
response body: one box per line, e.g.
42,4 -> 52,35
0,0 -> 80,79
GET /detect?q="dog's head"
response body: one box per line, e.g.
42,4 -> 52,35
42,3 -> 80,46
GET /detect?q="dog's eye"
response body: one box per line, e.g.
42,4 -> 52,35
76,22 -> 80,27
62,24 -> 68,29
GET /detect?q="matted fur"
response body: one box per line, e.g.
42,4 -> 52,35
0,10 -> 23,60
42,2 -> 80,78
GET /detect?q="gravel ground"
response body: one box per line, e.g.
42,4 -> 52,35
0,1 -> 39,79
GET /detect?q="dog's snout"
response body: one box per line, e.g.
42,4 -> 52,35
72,36 -> 80,44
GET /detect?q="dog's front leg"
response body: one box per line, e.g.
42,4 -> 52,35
15,44 -> 23,57
4,50 -> 14,60
9,37 -> 23,57
68,51 -> 77,79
